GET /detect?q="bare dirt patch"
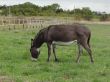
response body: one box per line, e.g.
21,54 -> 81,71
0,76 -> 15,82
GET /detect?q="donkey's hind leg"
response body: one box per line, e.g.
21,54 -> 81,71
81,41 -> 94,63
76,43 -> 83,63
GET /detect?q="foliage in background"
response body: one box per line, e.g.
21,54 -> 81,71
0,2 -> 110,21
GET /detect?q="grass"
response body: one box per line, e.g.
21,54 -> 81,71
0,24 -> 110,82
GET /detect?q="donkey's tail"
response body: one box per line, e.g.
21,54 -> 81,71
87,33 -> 91,48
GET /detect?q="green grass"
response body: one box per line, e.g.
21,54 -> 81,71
0,24 -> 110,82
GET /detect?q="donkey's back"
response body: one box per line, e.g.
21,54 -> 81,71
47,24 -> 91,42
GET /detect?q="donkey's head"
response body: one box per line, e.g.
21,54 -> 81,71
30,39 -> 40,61
30,28 -> 47,61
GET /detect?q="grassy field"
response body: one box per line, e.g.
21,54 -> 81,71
0,24 -> 110,82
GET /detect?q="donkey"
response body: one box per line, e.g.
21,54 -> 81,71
30,24 -> 94,63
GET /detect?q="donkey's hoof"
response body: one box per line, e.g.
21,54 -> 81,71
47,59 -> 50,62
91,61 -> 94,64
55,59 -> 59,62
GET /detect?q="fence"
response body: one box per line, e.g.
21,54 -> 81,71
0,17 -> 73,30
0,16 -> 110,30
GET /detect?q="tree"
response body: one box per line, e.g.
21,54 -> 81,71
82,7 -> 93,21
56,8 -> 63,14
51,3 -> 60,11
100,12 -> 108,21
74,8 -> 82,20
0,2 -> 109,20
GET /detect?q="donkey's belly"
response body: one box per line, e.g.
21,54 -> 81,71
52,40 -> 77,46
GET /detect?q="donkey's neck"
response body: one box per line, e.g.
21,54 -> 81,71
33,28 -> 46,48
33,39 -> 44,49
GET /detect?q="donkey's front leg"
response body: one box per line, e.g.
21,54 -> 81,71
47,43 -> 52,62
52,44 -> 58,62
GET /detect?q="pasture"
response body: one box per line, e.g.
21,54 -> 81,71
0,24 -> 110,82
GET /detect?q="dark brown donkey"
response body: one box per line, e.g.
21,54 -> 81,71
30,24 -> 94,63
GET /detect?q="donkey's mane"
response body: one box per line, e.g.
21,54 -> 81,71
34,27 -> 47,40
